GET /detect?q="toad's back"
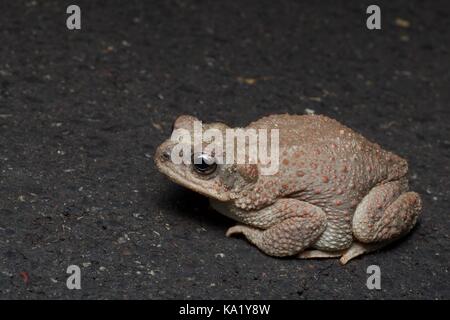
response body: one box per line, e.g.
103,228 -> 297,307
248,114 -> 408,190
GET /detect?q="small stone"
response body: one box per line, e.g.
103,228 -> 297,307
395,18 -> 410,28
117,237 -> 127,244
237,77 -> 257,85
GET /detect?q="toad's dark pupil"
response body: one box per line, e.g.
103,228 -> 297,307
196,159 -> 209,170
193,154 -> 217,174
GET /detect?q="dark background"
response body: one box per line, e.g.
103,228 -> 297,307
0,0 -> 449,299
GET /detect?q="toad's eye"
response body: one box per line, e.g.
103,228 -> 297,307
192,153 -> 217,175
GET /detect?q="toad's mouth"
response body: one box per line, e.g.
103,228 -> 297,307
154,147 -> 230,202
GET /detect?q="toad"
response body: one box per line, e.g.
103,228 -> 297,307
154,114 -> 421,264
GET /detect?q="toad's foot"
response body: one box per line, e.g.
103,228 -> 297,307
339,242 -> 389,264
297,242 -> 389,264
297,250 -> 344,259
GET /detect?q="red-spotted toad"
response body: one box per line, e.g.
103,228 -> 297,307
154,114 -> 422,264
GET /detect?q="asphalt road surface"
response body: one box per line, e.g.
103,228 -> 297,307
0,0 -> 449,299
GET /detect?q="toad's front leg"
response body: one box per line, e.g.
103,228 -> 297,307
226,199 -> 327,257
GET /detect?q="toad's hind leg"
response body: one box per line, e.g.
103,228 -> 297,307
341,180 -> 422,264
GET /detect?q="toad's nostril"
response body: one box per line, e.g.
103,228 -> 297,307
162,150 -> 171,161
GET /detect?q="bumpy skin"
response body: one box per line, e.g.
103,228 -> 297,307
154,114 -> 422,264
